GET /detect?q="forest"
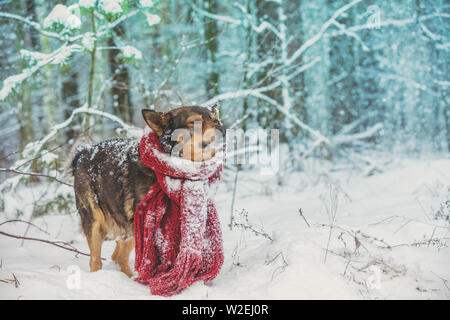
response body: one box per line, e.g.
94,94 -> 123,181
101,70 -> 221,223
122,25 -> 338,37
0,0 -> 449,299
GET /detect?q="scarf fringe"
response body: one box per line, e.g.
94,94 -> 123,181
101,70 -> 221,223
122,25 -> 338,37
149,250 -> 202,296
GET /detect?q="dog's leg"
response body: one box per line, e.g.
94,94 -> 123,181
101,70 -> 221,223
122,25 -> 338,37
112,238 -> 135,277
86,190 -> 107,273
87,221 -> 105,272
111,240 -> 120,263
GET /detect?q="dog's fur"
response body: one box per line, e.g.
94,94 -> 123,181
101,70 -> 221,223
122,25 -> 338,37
71,106 -> 225,277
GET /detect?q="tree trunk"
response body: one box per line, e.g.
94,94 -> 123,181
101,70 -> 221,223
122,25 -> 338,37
326,0 -> 358,135
35,0 -> 57,135
204,0 -> 220,101
241,0 -> 255,132
17,0 -> 40,149
108,25 -> 132,123
255,0 -> 283,135
61,64 -> 79,142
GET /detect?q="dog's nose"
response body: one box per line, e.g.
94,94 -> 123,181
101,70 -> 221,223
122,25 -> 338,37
202,134 -> 215,146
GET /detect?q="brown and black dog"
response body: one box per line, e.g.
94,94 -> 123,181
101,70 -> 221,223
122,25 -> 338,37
71,106 -> 225,277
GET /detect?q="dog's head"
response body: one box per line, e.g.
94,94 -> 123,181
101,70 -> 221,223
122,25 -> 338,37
142,105 -> 226,161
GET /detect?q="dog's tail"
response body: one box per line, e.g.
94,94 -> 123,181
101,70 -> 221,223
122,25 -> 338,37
66,135 -> 93,177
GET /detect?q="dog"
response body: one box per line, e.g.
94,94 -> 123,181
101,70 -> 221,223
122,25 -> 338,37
71,105 -> 225,277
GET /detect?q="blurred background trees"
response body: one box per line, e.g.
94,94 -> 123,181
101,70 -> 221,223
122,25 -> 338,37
0,0 -> 448,177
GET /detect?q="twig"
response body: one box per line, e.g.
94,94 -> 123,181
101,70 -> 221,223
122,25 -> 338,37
265,251 -> 288,281
0,273 -> 20,288
390,238 -> 450,249
12,273 -> 20,288
0,219 -> 50,235
157,48 -> 185,95
322,184 -> 339,264
298,208 -> 310,227
287,0 -> 363,65
233,209 -> 273,241
322,223 -> 390,250
0,230 -> 104,260
14,140 -> 70,171
428,226 -> 437,248
232,222 -> 274,242
0,168 -> 73,187
229,112 -> 252,129
431,271 -> 450,291
358,258 -> 405,275
229,167 -> 240,230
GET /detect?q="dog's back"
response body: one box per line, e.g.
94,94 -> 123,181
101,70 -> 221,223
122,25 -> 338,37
71,138 -> 155,240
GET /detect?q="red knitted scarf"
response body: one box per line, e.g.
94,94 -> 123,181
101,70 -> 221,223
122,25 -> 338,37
134,131 -> 224,296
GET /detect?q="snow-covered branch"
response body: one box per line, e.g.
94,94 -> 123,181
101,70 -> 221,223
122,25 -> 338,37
331,123 -> 383,146
204,55 -> 325,143
192,7 -> 242,25
204,56 -> 321,106
0,103 -> 141,193
331,19 -> 369,51
332,13 -> 449,38
0,12 -> 67,41
193,6 -> 282,39
0,43 -> 83,101
335,113 -> 376,136
287,0 -> 364,65
0,6 -> 151,103
203,79 -> 283,106
331,18 -> 415,37
206,86 -> 330,143
250,92 -> 330,144
30,104 -> 140,157
96,10 -> 139,37
12,104 -> 140,174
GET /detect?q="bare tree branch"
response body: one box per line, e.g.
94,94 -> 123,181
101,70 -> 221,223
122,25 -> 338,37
0,168 -> 73,187
0,229 -> 104,260
0,219 -> 50,235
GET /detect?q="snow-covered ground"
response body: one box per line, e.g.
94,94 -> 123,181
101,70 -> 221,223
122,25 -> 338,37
1,157 -> 449,299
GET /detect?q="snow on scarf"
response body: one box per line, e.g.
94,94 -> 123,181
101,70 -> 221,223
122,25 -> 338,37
134,131 -> 224,296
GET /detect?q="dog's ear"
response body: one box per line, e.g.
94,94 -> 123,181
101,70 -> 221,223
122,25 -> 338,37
142,109 -> 170,136
210,102 -> 220,121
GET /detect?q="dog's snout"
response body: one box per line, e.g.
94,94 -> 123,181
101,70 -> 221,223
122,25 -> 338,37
198,141 -> 210,148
